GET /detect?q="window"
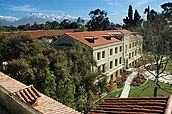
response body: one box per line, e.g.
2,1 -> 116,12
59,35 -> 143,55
125,45 -> 127,53
110,49 -> 113,55
119,57 -> 122,64
102,51 -> 105,58
110,61 -> 113,69
110,74 -> 113,80
102,64 -> 106,73
120,46 -> 122,52
134,42 -> 136,46
135,50 -> 137,56
97,52 -> 100,60
135,41 -> 137,46
129,43 -> 131,48
115,47 -> 118,54
115,71 -> 118,77
98,66 -> 101,72
115,59 -> 118,66
129,53 -> 131,59
132,52 -> 134,57
132,42 -> 134,47
138,48 -> 141,54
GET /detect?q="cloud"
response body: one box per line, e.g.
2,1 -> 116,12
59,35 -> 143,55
104,0 -> 126,6
9,5 -> 37,12
133,0 -> 151,7
8,4 -> 61,14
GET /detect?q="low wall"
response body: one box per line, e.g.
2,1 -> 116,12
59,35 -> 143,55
0,85 -> 41,114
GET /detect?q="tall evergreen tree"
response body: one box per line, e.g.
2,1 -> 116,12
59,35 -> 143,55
42,67 -> 57,99
128,5 -> 133,22
75,86 -> 87,113
56,67 -> 75,108
134,10 -> 141,24
123,5 -> 142,31
144,6 -> 157,21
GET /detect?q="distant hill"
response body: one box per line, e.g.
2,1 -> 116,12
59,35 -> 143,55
0,13 -> 79,27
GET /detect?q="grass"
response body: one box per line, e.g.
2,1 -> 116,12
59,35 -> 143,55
165,59 -> 172,73
97,88 -> 122,103
94,88 -> 123,105
129,80 -> 172,97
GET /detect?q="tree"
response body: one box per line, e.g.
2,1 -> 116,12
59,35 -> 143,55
77,17 -> 85,25
70,22 -> 79,29
128,5 -> 133,22
0,35 -> 41,68
85,90 -> 95,113
123,5 -> 142,30
134,10 -> 141,25
75,86 -> 87,113
161,2 -> 172,22
86,9 -> 111,31
140,14 -> 172,96
144,6 -> 157,21
69,44 -> 97,91
161,2 -> 172,14
68,43 -> 107,112
42,68 -> 56,99
7,58 -> 35,85
55,67 -> 75,108
60,19 -> 70,29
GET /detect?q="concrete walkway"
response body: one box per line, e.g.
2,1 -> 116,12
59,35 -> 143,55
120,72 -> 137,98
143,71 -> 172,84
120,69 -> 172,98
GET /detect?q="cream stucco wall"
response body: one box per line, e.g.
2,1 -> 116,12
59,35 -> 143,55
92,34 -> 143,82
51,33 -> 143,83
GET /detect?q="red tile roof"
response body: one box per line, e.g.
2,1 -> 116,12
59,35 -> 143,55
60,29 -> 140,48
64,31 -> 122,47
89,97 -> 172,114
0,29 -> 74,38
14,85 -> 41,106
0,72 -> 80,114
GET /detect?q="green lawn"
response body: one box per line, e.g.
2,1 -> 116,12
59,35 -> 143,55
103,89 -> 122,99
98,88 -> 122,102
97,80 -> 172,105
129,80 -> 172,97
165,59 -> 172,73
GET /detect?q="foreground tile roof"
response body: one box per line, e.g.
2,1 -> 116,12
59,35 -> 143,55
89,97 -> 172,114
0,72 -> 80,114
0,29 -> 74,38
14,85 -> 41,106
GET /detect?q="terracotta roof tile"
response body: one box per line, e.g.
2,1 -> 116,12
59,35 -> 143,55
0,72 -> 80,114
14,85 -> 41,106
65,31 -> 121,47
0,29 -> 74,38
60,29 -> 140,48
89,97 -> 172,114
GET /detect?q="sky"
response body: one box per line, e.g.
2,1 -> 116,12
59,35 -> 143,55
0,0 -> 170,23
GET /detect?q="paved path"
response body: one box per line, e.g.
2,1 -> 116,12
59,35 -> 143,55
120,72 -> 137,98
143,71 -> 172,84
119,67 -> 172,98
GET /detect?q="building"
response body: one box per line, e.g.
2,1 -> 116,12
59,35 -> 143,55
0,29 -> 75,43
0,71 -> 80,114
88,97 -> 172,114
51,29 -> 143,82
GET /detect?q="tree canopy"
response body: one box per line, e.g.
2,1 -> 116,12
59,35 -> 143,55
123,5 -> 142,31
0,34 -> 107,113
86,9 -> 111,31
